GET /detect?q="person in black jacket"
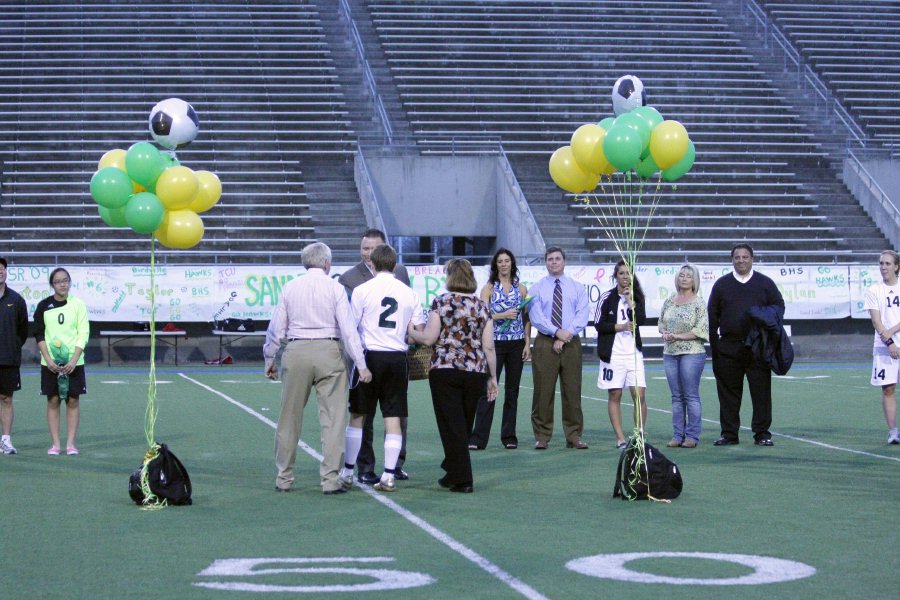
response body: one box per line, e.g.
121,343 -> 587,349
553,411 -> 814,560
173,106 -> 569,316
707,244 -> 785,446
594,260 -> 647,449
0,257 -> 29,455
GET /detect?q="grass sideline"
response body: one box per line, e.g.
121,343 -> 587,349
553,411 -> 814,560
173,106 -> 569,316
0,362 -> 897,599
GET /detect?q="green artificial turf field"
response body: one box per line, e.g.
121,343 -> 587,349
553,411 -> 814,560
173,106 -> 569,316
0,362 -> 896,599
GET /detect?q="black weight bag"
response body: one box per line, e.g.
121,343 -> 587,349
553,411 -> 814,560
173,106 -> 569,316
128,443 -> 193,506
613,438 -> 682,501
220,318 -> 254,332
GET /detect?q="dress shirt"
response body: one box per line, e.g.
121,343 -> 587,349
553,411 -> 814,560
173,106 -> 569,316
528,274 -> 590,338
263,268 -> 367,368
732,268 -> 754,284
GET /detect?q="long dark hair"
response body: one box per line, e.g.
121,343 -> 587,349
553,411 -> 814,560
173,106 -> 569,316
488,247 -> 519,285
613,259 -> 644,305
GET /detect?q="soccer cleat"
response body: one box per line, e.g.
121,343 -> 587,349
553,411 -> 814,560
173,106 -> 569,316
888,428 -> 900,445
0,438 -> 17,455
338,469 -> 354,490
374,475 -> 396,492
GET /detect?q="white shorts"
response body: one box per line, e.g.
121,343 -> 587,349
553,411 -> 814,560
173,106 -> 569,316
871,348 -> 900,386
597,351 -> 646,390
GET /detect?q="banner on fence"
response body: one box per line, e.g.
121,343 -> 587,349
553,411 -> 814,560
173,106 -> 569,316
4,263 -> 870,322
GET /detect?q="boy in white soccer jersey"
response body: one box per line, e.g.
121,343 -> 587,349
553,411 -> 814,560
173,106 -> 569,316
865,249 -> 900,445
340,245 -> 426,491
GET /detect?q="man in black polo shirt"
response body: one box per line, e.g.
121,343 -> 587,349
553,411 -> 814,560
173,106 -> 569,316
0,257 -> 29,455
707,244 -> 785,446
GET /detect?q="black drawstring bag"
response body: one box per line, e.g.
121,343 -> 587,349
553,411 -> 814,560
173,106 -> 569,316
613,438 -> 682,501
128,443 -> 193,506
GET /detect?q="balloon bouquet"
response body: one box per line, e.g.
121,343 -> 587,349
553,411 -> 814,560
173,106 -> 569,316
549,75 -> 694,262
549,77 -> 695,501
90,98 -> 221,248
89,99 -> 221,508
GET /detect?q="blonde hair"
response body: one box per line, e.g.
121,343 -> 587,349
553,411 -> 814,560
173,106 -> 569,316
676,263 -> 700,294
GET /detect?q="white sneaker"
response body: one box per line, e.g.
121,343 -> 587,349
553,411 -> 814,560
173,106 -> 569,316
374,475 -> 396,492
338,469 -> 354,490
0,437 -> 17,455
888,428 -> 900,445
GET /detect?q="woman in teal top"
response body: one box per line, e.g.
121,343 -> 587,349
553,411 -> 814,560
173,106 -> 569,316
469,248 -> 531,450
658,264 -> 709,448
34,267 -> 90,456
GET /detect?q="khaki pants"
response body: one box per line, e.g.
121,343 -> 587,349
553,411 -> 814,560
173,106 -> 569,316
274,339 -> 349,492
531,334 -> 584,443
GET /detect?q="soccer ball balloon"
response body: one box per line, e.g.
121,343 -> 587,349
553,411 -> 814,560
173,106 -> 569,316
611,75 -> 647,116
149,98 -> 199,150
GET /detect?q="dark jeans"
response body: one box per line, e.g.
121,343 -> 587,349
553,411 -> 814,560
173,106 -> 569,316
429,368 -> 487,486
469,338 -> 525,447
712,339 -> 772,441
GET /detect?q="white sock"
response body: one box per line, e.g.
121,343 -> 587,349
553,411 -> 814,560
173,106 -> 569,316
383,433 -> 403,474
343,426 -> 363,471
1,435 -> 9,442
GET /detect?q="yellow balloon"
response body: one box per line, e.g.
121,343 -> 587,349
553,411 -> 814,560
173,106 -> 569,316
153,214 -> 171,247
188,171 -> 222,213
549,146 -> 599,194
570,124 -> 607,174
98,149 -> 127,171
162,209 -> 204,249
649,120 -> 689,170
156,165 -> 199,210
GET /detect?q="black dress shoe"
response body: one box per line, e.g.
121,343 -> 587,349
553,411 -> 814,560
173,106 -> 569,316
449,483 -> 474,493
323,487 -> 349,495
357,471 -> 379,484
438,475 -> 451,488
713,437 -> 739,446
754,437 -> 774,446
394,468 -> 409,481
274,486 -> 291,493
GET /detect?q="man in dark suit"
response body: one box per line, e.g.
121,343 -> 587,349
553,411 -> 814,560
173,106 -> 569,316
338,229 -> 412,484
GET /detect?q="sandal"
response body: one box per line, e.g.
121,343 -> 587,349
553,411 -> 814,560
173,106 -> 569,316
66,447 -> 79,455
47,446 -> 60,455
616,440 -> 627,450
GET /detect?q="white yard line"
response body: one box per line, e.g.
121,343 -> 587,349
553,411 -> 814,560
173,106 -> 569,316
523,384 -> 900,464
179,373 -> 550,600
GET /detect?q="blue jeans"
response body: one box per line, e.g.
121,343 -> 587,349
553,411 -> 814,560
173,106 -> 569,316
663,353 -> 706,443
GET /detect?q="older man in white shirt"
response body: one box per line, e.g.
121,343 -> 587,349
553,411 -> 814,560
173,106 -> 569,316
264,242 -> 371,494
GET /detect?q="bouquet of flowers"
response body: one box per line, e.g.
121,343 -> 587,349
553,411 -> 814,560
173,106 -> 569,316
50,340 -> 70,400
496,295 -> 534,334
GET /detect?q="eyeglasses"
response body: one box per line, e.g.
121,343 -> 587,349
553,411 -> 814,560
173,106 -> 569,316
52,278 -> 70,285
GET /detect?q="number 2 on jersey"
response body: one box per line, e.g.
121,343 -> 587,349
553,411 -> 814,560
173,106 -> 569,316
379,297 -> 398,328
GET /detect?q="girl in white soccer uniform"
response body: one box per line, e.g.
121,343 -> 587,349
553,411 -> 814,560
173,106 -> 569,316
864,250 -> 900,444
594,260 -> 647,448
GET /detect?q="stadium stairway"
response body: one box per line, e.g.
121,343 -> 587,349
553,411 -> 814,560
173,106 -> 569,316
362,0 -> 889,264
0,0 -> 371,265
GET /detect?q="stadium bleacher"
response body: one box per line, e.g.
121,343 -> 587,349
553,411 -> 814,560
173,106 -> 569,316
0,0 -> 893,265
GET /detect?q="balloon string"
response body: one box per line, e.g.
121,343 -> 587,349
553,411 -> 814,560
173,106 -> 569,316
145,237 -> 158,449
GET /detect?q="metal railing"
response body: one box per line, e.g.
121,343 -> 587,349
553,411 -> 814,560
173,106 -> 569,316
743,0 -> 868,150
339,0 -> 393,145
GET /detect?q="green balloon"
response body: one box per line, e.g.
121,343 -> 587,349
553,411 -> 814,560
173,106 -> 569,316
634,106 -> 664,131
598,117 -> 615,132
90,167 -> 132,209
635,153 -> 659,179
125,142 -> 164,188
124,192 -> 165,234
662,140 -> 696,182
98,205 -> 128,228
614,112 -> 651,151
602,124 -> 642,172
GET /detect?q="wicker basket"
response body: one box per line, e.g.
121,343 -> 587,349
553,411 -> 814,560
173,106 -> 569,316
407,345 -> 433,381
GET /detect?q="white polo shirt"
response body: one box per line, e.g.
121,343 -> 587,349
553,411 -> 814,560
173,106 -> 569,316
352,272 -> 425,352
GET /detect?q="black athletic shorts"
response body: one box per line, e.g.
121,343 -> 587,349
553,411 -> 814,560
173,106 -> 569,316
351,350 -> 409,418
0,366 -> 21,395
40,365 -> 87,399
